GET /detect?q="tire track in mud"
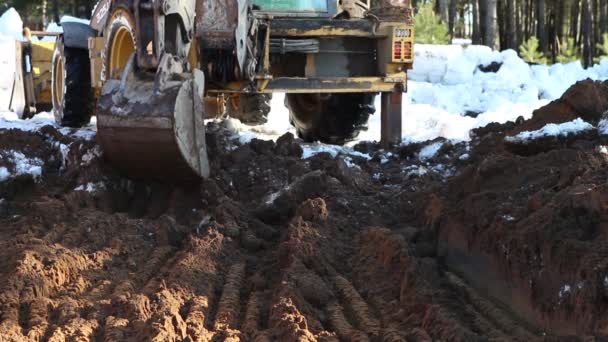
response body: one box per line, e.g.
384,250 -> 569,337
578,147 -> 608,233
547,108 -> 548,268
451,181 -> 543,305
333,275 -> 381,339
444,271 -> 538,339
2,122 -> 583,341
213,262 -> 246,331
0,198 -> 546,342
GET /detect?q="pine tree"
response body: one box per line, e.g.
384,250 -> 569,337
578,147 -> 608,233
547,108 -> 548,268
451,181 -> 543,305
594,33 -> 608,63
557,38 -> 579,63
415,3 -> 450,44
519,37 -> 548,64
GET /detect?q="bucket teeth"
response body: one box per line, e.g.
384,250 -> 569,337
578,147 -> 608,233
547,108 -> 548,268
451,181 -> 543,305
97,73 -> 209,180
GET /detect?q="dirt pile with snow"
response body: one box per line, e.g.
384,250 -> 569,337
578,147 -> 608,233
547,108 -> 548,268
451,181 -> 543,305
3,81 -> 608,340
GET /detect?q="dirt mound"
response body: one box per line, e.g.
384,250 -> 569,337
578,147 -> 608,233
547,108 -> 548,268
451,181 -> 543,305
3,91 -> 608,341
512,79 -> 608,135
436,80 -> 608,336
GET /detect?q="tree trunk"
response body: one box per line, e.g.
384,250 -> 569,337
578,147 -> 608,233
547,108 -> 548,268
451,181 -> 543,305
506,0 -> 517,49
601,0 -> 608,35
582,0 -> 594,67
42,0 -> 48,27
516,0 -> 523,47
472,0 -> 482,44
483,0 -> 497,48
537,0 -> 548,53
571,0 -> 581,46
448,0 -> 457,38
438,0 -> 449,24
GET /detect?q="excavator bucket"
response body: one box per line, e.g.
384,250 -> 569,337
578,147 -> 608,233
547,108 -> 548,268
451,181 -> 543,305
96,70 -> 209,180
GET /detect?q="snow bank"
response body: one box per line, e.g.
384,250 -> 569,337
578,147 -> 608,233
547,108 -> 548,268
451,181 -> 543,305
505,118 -> 594,143
0,8 -> 23,40
410,43 -> 608,112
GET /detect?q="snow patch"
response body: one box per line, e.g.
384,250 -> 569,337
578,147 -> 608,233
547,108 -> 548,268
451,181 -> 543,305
12,151 -> 43,180
74,182 -> 105,193
301,142 -> 371,161
505,118 -> 594,143
81,146 -> 102,166
419,142 -> 443,161
559,284 -> 572,300
57,143 -> 70,169
0,167 -> 9,182
343,156 -> 361,170
403,165 -> 428,179
0,111 -> 97,138
598,117 -> 608,136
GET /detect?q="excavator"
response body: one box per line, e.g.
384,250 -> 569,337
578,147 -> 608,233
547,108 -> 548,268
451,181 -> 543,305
50,0 -> 415,179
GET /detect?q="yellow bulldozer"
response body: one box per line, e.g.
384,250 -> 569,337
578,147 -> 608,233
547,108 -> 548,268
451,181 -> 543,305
28,0 -> 415,179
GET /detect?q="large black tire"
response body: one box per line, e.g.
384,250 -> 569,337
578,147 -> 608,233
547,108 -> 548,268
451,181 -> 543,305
51,36 -> 93,127
227,94 -> 272,125
285,93 -> 376,144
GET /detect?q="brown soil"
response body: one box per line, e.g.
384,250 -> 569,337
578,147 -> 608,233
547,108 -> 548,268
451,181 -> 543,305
2,81 -> 608,341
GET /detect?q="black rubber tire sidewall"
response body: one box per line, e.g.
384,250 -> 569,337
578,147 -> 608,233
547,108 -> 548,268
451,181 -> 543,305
286,93 -> 376,144
51,36 -> 93,128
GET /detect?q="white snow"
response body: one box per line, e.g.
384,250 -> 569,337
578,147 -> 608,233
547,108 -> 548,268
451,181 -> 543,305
0,150 -> 44,182
11,151 -> 43,180
343,156 -> 361,169
58,143 -> 70,168
403,165 -> 429,178
559,284 -> 572,300
0,167 -> 9,182
300,142 -> 372,160
505,118 -> 594,143
419,142 -> 444,161
0,8 -> 23,40
0,111 -> 97,138
598,118 -> 608,136
81,146 -> 102,165
74,182 -> 105,193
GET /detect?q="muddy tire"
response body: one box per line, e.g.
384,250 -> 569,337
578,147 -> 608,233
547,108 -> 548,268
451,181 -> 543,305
51,36 -> 93,127
227,94 -> 272,125
285,93 -> 375,144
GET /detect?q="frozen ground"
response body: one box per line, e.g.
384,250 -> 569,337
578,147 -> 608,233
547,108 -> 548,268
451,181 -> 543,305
1,6 -> 607,153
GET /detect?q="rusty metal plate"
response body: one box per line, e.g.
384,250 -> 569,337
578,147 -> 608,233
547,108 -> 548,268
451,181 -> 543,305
196,0 -> 239,49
